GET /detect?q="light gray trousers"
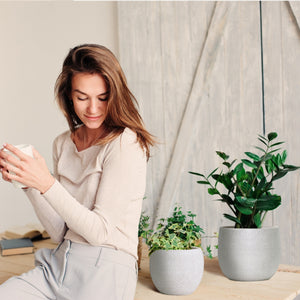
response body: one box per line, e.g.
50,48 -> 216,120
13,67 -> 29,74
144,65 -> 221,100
0,240 -> 138,300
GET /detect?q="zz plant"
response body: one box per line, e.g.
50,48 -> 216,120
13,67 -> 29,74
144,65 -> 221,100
190,132 -> 300,228
146,206 -> 204,255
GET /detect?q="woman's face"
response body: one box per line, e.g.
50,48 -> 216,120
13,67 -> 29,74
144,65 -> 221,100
71,72 -> 109,130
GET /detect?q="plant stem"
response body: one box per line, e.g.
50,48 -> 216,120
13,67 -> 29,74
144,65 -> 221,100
247,142 -> 270,197
235,211 -> 242,228
228,202 -> 237,216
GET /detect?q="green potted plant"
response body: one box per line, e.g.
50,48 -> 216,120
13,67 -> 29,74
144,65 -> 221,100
190,132 -> 300,281
146,206 -> 205,295
138,212 -> 150,270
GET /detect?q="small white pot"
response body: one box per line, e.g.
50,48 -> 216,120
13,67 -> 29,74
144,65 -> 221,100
218,226 -> 280,281
149,248 -> 204,295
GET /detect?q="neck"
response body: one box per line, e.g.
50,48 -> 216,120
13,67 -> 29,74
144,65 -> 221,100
74,125 -> 106,150
82,126 -> 103,143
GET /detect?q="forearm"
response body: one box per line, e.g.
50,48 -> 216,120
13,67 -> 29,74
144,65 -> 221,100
42,180 -> 109,245
24,188 -> 67,243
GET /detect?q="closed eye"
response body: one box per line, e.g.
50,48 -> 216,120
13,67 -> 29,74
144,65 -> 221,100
73,89 -> 109,101
99,91 -> 109,101
77,97 -> 88,101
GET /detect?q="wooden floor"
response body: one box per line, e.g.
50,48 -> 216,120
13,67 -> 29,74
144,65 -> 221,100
1,239 -> 300,299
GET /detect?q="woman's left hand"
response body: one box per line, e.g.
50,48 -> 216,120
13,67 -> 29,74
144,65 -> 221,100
0,144 -> 55,194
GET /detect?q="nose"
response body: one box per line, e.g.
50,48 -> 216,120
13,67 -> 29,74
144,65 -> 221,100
87,98 -> 99,113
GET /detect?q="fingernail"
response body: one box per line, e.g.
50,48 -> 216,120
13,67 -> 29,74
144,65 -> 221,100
3,143 -> 7,148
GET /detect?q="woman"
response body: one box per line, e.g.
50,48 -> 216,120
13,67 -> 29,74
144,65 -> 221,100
0,44 -> 154,299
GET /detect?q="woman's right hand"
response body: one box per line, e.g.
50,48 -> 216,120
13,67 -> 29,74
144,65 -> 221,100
0,144 -> 55,193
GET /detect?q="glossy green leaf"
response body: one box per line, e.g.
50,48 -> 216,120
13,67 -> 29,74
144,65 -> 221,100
270,141 -> 284,147
255,177 -> 267,193
258,138 -> 268,146
229,159 -> 237,168
235,203 -> 253,215
283,164 -> 300,171
208,188 -> 219,195
253,212 -> 262,228
258,134 -> 268,141
216,151 -> 229,161
239,181 -> 252,194
257,167 -> 265,180
245,152 -> 260,161
271,157 -> 280,171
266,160 -> 275,173
220,175 -> 234,190
223,214 -> 242,225
223,162 -> 231,168
189,171 -> 205,177
236,165 -> 246,181
242,159 -> 257,169
233,162 -> 244,175
236,196 -> 257,208
264,153 -> 273,161
208,167 -> 219,179
255,146 -> 266,153
212,174 -> 222,181
269,148 -> 281,155
221,194 -> 234,204
245,171 -> 254,183
197,180 -> 210,185
268,132 -> 278,141
215,198 -> 226,203
281,150 -> 287,163
256,195 -> 281,210
276,154 -> 282,166
272,170 -> 288,181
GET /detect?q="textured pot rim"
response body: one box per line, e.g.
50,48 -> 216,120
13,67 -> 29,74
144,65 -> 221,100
219,225 -> 279,231
151,247 -> 203,254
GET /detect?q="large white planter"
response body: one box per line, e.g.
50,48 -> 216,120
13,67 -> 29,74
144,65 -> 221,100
218,226 -> 280,281
149,248 -> 204,295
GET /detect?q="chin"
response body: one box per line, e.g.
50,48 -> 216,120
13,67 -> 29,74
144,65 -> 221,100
84,121 -> 104,130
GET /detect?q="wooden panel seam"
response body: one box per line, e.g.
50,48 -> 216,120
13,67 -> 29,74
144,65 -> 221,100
154,2 -> 236,225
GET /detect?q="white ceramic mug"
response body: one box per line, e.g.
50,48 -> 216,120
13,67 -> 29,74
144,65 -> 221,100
3,144 -> 33,188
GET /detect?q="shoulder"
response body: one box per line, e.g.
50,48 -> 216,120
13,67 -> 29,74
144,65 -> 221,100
53,130 -> 70,147
105,128 -> 145,158
52,130 -> 71,155
120,127 -> 138,143
109,127 -> 138,149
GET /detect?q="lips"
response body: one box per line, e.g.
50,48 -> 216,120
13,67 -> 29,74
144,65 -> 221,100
85,115 -> 101,121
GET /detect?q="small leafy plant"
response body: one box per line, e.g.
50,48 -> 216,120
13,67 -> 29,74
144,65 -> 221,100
190,132 -> 300,229
138,212 -> 151,239
146,206 -> 204,255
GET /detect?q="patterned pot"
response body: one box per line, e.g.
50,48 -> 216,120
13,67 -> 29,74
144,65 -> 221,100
218,226 -> 280,281
149,248 -> 204,295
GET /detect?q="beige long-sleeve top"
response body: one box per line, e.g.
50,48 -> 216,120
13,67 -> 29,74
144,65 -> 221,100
24,128 -> 147,259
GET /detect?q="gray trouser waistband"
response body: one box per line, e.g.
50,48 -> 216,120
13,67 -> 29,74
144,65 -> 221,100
56,239 -> 137,269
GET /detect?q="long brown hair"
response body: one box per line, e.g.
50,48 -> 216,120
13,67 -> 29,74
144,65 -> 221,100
55,44 -> 155,159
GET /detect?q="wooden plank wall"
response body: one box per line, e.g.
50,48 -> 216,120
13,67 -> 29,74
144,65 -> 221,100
118,1 -> 300,265
262,2 -> 300,265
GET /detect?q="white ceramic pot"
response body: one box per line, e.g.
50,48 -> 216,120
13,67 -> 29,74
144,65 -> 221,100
149,248 -> 204,295
218,226 -> 280,281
